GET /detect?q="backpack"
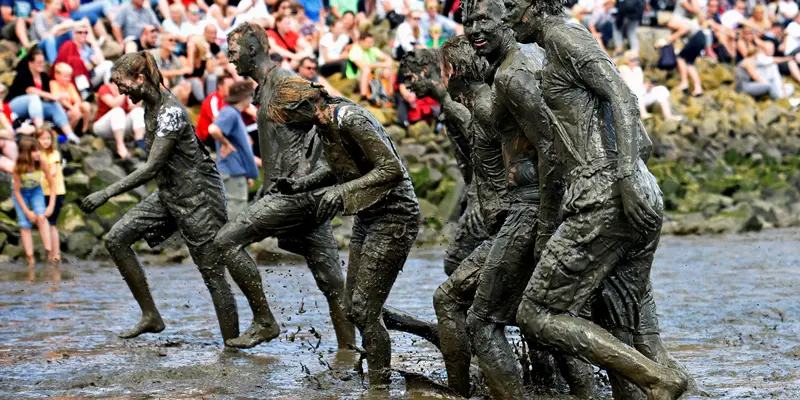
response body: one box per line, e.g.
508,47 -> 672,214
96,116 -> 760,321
656,43 -> 677,70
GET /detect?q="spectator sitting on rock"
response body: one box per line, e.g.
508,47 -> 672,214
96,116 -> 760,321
763,22 -> 800,83
185,25 -> 227,104
162,2 -> 188,53
92,81 -> 145,159
296,0 -> 324,24
294,3 -> 321,48
51,20 -> 114,91
347,32 -> 394,106
736,39 -> 796,99
392,10 -> 423,60
705,0 -> 736,62
5,49 -> 80,144
297,57 -> 343,96
112,0 -> 161,50
781,12 -> 800,56
318,18 -> 352,77
341,11 -> 360,42
377,0 -> 412,29
148,33 -> 193,105
267,14 -> 314,70
181,3 -> 206,40
427,23 -> 446,48
0,106 -> 16,174
50,62 -> 91,134
748,5 -> 772,36
208,0 -> 250,45
587,0 -> 614,52
235,0 -> 273,28
420,0 -> 462,44
125,24 -> 159,54
568,4 -> 588,26
29,0 -> 76,64
776,0 -> 798,26
618,50 -> 680,121
0,0 -> 45,57
158,0 -> 210,22
721,0 -> 748,30
329,0 -> 366,25
196,74 -> 235,146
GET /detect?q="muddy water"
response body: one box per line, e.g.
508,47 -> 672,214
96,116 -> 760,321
1,228 -> 798,399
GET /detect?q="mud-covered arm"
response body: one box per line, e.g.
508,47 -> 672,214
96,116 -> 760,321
257,119 -> 277,195
423,85 -> 472,183
580,58 -> 640,179
338,115 -> 405,214
105,137 -> 174,197
499,71 -> 563,243
292,163 -> 337,192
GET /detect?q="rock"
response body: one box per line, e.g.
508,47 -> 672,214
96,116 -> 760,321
407,121 -> 433,139
109,193 -> 139,209
91,137 -> 107,151
163,245 -> 190,264
397,144 -> 427,163
65,172 -> 91,196
327,73 -> 358,97
365,106 -> 389,125
705,203 -> 762,234
247,238 -> 304,264
418,198 -> 439,222
86,219 -> 106,237
67,144 -> 93,162
0,172 -> 10,201
421,153 -> 450,169
386,125 -> 406,142
96,164 -> 127,186
82,151 -> 114,176
66,231 -> 97,258
749,199 -> 780,226
758,104 -> 785,127
0,198 -> 13,214
436,180 -> 461,222
57,203 -> 86,234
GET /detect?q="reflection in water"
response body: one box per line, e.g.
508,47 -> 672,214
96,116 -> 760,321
0,229 -> 798,399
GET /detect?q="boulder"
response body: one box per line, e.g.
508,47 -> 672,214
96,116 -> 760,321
365,106 -> 390,125
83,150 -> 115,176
57,203 -> 87,234
407,121 -> 433,139
397,144 -> 427,163
705,203 -> 763,234
65,172 -> 91,197
0,172 -> 10,201
66,231 -> 97,258
418,198 -> 439,222
386,125 -> 406,142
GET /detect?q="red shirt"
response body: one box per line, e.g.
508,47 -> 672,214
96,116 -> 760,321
196,91 -> 226,142
95,84 -> 130,122
267,29 -> 299,52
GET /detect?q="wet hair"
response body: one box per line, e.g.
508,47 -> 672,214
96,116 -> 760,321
530,0 -> 566,17
399,48 -> 441,81
14,135 -> 41,175
266,76 -> 329,124
36,125 -> 56,155
440,35 -> 487,82
228,22 -> 271,52
111,51 -> 165,91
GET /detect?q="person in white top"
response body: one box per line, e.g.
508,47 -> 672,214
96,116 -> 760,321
720,0 -> 747,29
392,10 -> 424,60
783,13 -> 800,55
181,3 -> 206,40
777,0 -> 799,25
318,19 -> 352,76
618,50 -> 679,121
234,0 -> 273,28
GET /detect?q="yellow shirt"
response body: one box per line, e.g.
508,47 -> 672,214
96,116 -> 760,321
41,150 -> 66,195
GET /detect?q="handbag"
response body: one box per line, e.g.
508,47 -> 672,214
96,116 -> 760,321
656,43 -> 677,70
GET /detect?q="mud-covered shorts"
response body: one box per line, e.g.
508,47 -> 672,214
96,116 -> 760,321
111,189 -> 226,249
438,238 -> 494,306
468,203 -> 539,325
444,198 -> 491,276
522,161 -> 663,334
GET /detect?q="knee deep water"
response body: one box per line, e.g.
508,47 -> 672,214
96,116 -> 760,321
0,228 -> 798,399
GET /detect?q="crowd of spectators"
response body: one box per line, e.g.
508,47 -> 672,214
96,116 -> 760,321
2,0 -> 800,207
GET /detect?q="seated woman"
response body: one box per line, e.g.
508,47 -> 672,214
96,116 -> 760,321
267,14 -> 314,70
185,25 -> 226,103
93,82 -> 145,159
50,62 -> 92,134
736,42 -> 795,99
30,0 -> 76,64
51,20 -> 115,92
618,50 -> 679,121
5,49 -> 80,144
392,10 -> 423,60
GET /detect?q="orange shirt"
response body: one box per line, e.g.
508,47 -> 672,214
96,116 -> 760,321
49,80 -> 81,106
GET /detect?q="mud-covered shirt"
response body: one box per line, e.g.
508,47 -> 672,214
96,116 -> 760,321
321,99 -> 418,217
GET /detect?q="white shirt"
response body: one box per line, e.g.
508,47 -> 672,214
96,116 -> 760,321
319,32 -> 350,64
785,21 -> 800,54
180,21 -> 205,39
619,64 -> 646,101
778,0 -> 799,22
234,0 -> 270,26
720,9 -> 745,29
392,21 -> 422,58
376,0 -> 408,19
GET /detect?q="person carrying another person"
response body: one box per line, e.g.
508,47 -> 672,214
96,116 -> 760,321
347,33 -> 394,106
36,126 -> 65,262
30,0 -> 75,64
93,82 -> 146,159
618,50 -> 680,121
267,14 -> 314,71
318,19 -> 352,77
112,0 -> 161,51
12,135 -> 57,266
5,49 -> 80,144
207,80 -> 259,219
49,62 -> 92,134
392,10 -> 423,60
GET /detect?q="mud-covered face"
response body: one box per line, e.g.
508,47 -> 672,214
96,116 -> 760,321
405,68 -> 440,96
115,74 -> 146,103
227,34 -> 252,76
464,0 -> 506,56
505,0 -> 536,43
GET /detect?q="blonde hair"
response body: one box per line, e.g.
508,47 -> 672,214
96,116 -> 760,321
54,62 -> 73,76
266,76 -> 327,124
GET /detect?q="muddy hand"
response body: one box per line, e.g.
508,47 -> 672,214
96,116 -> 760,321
80,190 -> 109,214
316,187 -> 344,223
272,177 -> 299,194
619,176 -> 658,234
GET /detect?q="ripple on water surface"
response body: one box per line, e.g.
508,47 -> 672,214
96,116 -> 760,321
0,229 -> 799,399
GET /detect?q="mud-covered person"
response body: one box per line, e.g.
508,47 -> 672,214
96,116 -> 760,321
79,51 -> 260,345
399,49 -> 491,278
214,22 -> 355,350
266,77 -> 420,388
399,43 -> 509,397
498,0 -> 691,398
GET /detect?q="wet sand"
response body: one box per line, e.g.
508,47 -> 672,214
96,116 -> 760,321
1,228 -> 798,399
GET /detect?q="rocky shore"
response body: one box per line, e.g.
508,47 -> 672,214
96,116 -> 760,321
1,26 -> 799,263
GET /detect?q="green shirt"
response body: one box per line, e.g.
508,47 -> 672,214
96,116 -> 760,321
330,0 -> 359,14
346,44 -> 383,79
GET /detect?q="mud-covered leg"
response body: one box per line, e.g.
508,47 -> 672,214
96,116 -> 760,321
443,207 -> 486,276
555,353 -> 597,399
300,224 -> 356,349
382,306 -> 439,348
467,316 -> 523,399
432,240 -> 488,397
190,244 -> 241,342
105,195 -> 173,339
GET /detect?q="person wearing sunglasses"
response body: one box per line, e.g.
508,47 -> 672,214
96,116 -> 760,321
419,0 -> 462,44
297,56 -> 342,96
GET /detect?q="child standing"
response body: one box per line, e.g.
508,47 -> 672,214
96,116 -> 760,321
13,135 -> 56,265
50,63 -> 92,134
37,127 -> 66,262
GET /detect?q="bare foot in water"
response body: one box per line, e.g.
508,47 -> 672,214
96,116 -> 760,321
225,322 -> 280,348
119,315 -> 166,339
644,369 -> 688,400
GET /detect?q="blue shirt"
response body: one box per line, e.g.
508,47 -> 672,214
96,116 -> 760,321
0,0 -> 44,28
214,106 -> 259,179
297,0 -> 323,22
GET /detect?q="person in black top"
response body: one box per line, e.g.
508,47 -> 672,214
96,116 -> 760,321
5,48 -> 80,144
